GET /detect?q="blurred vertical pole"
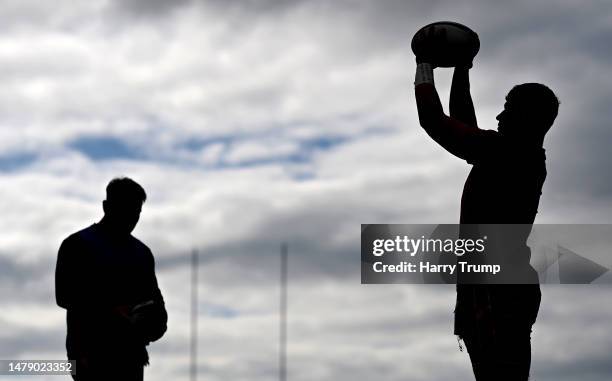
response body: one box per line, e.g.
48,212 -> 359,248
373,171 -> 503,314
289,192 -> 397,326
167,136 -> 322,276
191,249 -> 198,381
280,243 -> 288,381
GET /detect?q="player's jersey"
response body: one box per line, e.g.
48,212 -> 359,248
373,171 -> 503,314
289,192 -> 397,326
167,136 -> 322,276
455,132 -> 545,337
414,83 -> 544,337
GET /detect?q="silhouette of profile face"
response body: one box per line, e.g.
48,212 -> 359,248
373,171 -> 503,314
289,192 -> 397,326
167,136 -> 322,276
102,178 -> 147,235
496,83 -> 559,141
495,98 -> 518,136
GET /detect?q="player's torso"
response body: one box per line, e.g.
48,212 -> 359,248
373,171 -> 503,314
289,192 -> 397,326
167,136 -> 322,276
460,151 -> 546,224
78,225 -> 152,305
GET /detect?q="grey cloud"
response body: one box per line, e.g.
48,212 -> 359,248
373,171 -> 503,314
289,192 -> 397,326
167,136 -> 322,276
0,316 -> 65,357
111,0 -> 193,17
539,357 -> 612,381
546,95 -> 612,201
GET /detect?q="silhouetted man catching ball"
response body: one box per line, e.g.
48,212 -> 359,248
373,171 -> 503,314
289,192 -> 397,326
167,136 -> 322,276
56,177 -> 167,381
414,31 -> 559,380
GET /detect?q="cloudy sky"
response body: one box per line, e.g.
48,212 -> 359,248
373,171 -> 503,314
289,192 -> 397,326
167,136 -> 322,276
1,0 -> 612,380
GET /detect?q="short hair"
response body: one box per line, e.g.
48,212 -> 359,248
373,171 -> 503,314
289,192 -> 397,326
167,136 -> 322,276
106,177 -> 147,204
508,83 -> 560,135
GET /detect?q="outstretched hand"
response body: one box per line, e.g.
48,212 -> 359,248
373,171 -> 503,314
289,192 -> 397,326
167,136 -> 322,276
415,25 -> 447,67
415,25 -> 475,70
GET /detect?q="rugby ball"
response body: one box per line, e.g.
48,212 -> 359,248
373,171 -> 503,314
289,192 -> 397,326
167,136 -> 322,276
411,21 -> 480,68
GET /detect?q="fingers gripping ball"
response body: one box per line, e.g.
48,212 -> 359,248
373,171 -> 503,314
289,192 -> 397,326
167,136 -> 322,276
412,21 -> 480,68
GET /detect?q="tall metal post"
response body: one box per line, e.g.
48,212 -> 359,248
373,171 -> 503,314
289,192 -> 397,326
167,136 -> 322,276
191,249 -> 198,381
280,243 -> 288,381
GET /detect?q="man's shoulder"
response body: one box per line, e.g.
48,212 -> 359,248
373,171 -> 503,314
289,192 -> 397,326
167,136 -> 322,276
128,236 -> 155,268
61,224 -> 97,246
464,129 -> 503,164
129,234 -> 152,253
469,130 -> 546,165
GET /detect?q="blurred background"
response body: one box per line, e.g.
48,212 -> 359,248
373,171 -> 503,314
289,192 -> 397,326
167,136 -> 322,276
1,0 -> 611,380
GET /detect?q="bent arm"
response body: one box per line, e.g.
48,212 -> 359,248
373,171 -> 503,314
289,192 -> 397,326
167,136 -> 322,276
132,250 -> 168,344
414,64 -> 479,160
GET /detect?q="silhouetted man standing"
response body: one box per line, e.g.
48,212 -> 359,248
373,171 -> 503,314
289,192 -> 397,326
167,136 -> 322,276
414,50 -> 559,378
56,177 -> 167,381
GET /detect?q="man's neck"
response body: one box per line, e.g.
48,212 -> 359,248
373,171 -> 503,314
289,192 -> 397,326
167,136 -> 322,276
97,217 -> 129,238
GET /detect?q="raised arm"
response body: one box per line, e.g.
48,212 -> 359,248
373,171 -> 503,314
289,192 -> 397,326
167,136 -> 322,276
414,63 -> 481,160
450,66 -> 478,127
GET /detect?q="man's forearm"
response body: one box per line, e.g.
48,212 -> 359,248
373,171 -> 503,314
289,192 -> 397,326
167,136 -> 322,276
414,62 -> 435,87
415,83 -> 445,130
414,63 -> 445,133
450,67 -> 477,127
413,63 -> 481,160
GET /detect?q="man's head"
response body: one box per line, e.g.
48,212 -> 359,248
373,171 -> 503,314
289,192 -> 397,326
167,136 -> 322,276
496,83 -> 559,143
102,177 -> 147,235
